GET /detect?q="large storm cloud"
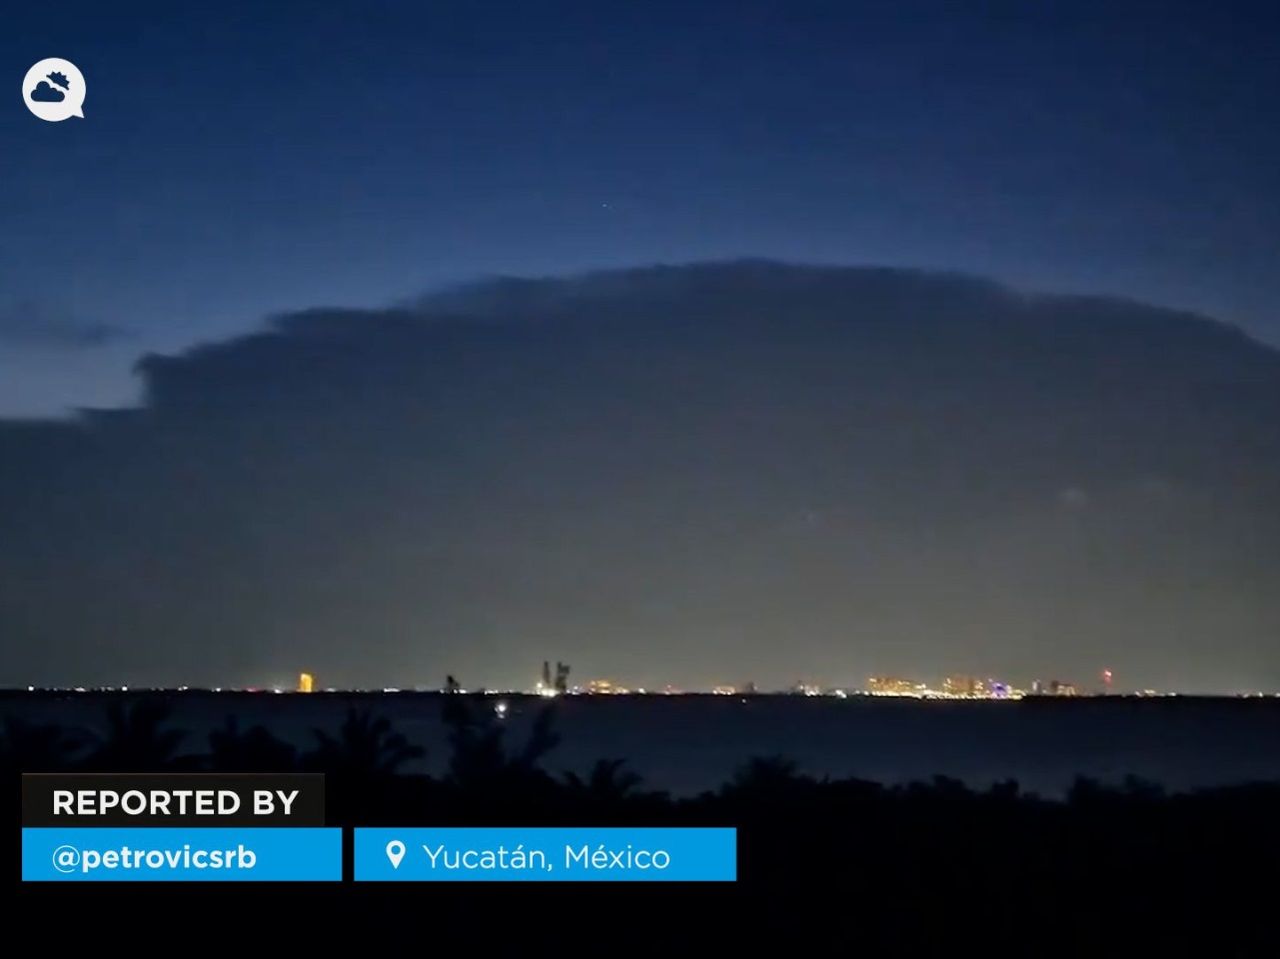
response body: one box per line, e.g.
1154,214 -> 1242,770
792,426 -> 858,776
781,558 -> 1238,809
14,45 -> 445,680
1,262 -> 1277,691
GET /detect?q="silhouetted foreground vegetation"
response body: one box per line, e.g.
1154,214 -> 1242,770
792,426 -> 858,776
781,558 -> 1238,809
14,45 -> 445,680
6,696 -> 1278,938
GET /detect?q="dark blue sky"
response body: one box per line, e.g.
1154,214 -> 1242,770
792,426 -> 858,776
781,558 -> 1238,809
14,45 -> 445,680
3,0 -> 1279,416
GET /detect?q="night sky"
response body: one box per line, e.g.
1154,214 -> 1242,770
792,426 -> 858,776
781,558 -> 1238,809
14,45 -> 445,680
3,0 -> 1279,416
2,3 -> 1280,692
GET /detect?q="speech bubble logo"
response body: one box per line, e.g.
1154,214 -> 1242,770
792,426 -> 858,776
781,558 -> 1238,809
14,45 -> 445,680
22,58 -> 86,122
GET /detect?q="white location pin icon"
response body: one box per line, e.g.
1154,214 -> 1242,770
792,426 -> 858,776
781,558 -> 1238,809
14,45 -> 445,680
385,839 -> 406,869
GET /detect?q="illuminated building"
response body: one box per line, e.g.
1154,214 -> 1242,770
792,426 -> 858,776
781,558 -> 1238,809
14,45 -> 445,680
866,676 -> 919,696
942,675 -> 988,697
297,672 -> 314,693
1033,679 -> 1078,696
584,679 -> 629,694
711,685 -> 737,696
535,659 -> 572,696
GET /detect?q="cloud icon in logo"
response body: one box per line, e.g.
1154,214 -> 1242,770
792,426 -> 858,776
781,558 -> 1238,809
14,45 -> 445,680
30,80 -> 65,102
22,57 -> 86,120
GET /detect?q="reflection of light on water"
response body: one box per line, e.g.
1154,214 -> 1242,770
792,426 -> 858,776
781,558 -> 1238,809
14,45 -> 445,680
495,701 -> 509,718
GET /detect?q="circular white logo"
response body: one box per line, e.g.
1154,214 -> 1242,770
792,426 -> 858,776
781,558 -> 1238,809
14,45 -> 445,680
22,58 -> 86,122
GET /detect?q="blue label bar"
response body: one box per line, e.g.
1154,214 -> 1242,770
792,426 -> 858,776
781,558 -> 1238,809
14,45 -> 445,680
22,827 -> 342,881
355,827 -> 736,881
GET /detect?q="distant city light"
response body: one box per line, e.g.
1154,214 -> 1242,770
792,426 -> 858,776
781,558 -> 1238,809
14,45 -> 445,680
48,674 -> 1241,698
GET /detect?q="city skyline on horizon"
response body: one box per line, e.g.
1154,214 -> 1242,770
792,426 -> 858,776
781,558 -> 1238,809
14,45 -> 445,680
13,663 -> 1273,698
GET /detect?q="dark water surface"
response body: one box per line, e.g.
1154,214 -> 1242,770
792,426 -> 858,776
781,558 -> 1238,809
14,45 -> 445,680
7,692 -> 1280,796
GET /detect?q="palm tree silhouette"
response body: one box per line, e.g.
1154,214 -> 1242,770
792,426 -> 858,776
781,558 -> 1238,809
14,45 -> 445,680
562,758 -> 643,802
0,716 -> 87,774
207,717 -> 299,772
305,708 -> 423,778
724,755 -> 811,799
444,697 -> 560,789
84,699 -> 195,770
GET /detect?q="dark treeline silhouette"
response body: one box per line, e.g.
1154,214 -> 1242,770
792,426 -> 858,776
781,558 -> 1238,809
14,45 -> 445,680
6,695 -> 1279,938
